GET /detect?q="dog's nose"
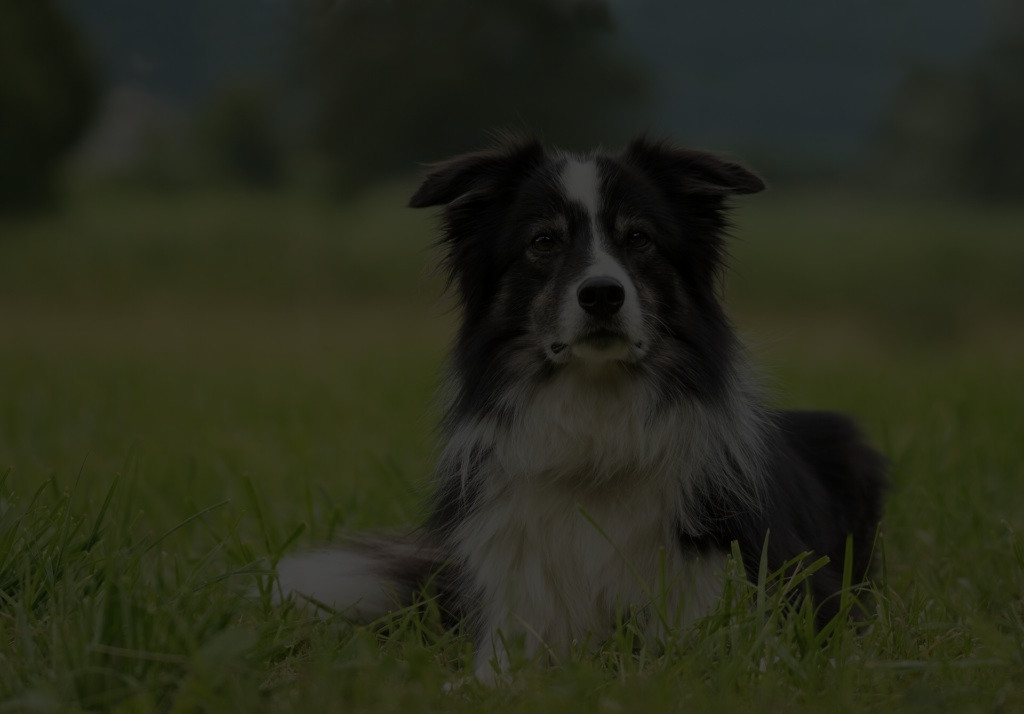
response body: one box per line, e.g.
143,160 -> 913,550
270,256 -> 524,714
577,277 -> 625,317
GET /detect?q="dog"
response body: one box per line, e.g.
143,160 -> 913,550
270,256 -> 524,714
275,136 -> 886,682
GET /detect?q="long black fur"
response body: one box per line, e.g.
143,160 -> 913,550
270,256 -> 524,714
276,135 -> 887,678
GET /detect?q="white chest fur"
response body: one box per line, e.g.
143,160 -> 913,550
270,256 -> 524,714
442,368 -> 737,673
455,477 -> 726,657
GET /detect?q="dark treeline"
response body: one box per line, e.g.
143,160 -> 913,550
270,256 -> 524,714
872,3 -> 1024,201
4,0 -> 1024,213
0,0 -> 98,211
296,0 -> 647,190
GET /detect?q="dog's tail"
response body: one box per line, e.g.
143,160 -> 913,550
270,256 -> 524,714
274,534 -> 449,621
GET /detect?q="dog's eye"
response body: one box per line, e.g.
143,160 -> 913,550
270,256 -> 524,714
531,234 -> 557,253
626,230 -> 650,249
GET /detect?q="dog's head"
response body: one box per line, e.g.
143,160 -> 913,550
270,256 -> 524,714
411,136 -> 764,405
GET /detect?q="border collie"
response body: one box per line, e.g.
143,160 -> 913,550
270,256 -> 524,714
276,136 -> 886,681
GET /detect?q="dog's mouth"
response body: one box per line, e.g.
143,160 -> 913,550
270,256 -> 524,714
549,329 -> 645,362
578,328 -> 629,349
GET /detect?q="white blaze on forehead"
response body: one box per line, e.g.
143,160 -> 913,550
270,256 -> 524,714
561,155 -> 611,264
561,157 -> 624,278
560,157 -> 601,223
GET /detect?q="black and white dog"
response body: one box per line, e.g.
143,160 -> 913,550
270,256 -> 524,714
276,136 -> 886,681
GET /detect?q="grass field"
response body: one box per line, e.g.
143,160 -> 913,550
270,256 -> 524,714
1,182 -> 1022,712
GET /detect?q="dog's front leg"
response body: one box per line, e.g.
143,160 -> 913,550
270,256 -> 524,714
471,607 -> 558,685
440,621 -> 520,690
472,630 -> 513,685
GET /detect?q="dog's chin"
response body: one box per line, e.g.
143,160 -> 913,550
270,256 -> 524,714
546,330 -> 646,366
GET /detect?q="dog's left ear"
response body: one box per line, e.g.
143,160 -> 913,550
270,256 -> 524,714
409,137 -> 545,208
624,136 -> 766,196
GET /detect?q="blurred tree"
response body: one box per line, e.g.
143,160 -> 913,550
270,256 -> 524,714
0,0 -> 98,212
296,0 -> 646,191
196,85 -> 288,188
873,4 -> 1024,201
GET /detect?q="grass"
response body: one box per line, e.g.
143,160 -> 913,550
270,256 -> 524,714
1,181 -> 1023,712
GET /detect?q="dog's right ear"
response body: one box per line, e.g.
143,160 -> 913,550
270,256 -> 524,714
408,137 -> 545,208
624,136 -> 766,197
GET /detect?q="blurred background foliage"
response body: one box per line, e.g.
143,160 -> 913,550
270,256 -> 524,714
2,0 -> 1022,205
1,0 -> 1023,342
873,5 -> 1024,200
298,0 -> 646,189
0,0 -> 98,211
